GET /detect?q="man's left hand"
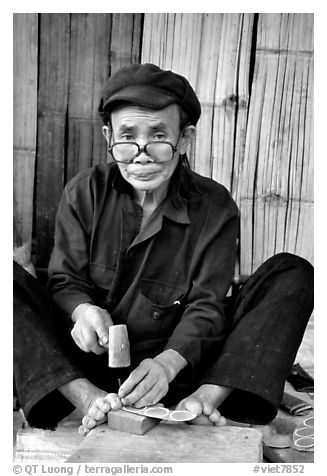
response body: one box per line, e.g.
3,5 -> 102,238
118,358 -> 170,408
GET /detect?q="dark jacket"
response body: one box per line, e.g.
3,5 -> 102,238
48,162 -> 239,377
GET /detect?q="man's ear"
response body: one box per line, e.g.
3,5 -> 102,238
179,125 -> 196,154
102,125 -> 111,143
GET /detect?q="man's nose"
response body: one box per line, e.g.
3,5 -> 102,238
133,145 -> 153,163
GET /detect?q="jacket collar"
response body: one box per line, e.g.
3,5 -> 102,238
162,196 -> 190,224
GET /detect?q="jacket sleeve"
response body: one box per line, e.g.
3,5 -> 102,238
47,184 -> 95,318
163,203 -> 239,375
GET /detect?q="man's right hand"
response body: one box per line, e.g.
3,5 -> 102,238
71,303 -> 113,354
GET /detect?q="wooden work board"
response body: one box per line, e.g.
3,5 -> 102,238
67,421 -> 263,463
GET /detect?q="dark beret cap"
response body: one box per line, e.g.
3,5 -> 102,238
98,63 -> 201,125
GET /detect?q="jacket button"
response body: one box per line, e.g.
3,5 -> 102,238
153,311 -> 160,320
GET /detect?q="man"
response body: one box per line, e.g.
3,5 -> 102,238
14,64 -> 313,434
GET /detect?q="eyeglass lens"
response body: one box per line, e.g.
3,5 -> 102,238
111,142 -> 174,162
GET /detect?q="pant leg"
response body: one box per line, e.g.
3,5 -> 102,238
200,252 -> 314,425
13,261 -> 117,428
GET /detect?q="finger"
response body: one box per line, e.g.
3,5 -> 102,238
90,345 -> 107,355
134,380 -> 168,408
102,309 -> 114,327
71,327 -> 90,353
81,326 -> 106,355
118,365 -> 149,398
97,312 -> 114,348
98,336 -> 109,348
133,382 -> 166,408
94,311 -> 112,343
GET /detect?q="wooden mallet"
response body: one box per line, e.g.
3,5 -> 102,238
108,324 -> 130,388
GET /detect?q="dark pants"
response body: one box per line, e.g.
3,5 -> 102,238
13,253 -> 313,428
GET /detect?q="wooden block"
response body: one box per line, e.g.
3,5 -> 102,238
68,422 -> 262,463
107,409 -> 160,435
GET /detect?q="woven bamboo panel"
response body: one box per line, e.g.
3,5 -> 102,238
32,13 -> 143,267
142,13 -> 253,196
240,13 -> 313,274
13,14 -> 38,257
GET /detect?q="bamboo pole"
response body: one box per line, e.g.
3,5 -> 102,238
35,13 -> 71,267
194,14 -> 222,179
240,49 -> 268,274
212,14 -> 239,189
212,14 -> 253,194
66,13 -> 112,179
13,14 -> 38,260
110,13 -> 143,73
232,14 -> 254,203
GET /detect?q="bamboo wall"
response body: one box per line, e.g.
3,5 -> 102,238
13,13 -> 143,267
13,13 -> 314,275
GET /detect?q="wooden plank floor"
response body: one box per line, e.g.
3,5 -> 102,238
67,423 -> 263,463
14,410 -> 82,463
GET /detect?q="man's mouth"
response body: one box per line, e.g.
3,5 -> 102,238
132,171 -> 159,180
134,175 -> 156,181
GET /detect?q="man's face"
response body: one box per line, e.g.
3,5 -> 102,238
109,104 -> 187,193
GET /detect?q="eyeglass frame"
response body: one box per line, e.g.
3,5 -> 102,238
107,134 -> 182,164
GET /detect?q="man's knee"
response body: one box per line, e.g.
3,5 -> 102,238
264,252 -> 313,291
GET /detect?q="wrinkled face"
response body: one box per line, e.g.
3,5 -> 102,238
108,104 -> 192,193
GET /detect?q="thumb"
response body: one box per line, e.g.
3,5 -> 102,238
176,397 -> 203,416
104,309 -> 114,327
94,310 -> 112,346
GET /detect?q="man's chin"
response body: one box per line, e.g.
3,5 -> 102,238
129,178 -> 162,192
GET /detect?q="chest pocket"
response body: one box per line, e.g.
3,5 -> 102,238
126,278 -> 186,342
89,262 -> 116,288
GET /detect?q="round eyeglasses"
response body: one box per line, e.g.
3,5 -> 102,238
108,141 -> 178,164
